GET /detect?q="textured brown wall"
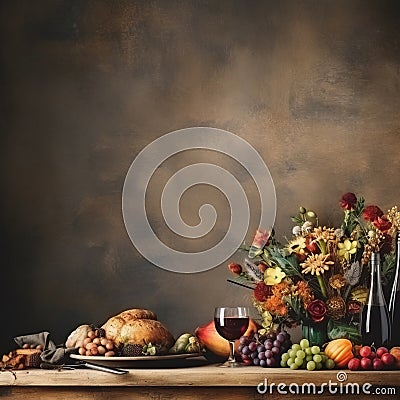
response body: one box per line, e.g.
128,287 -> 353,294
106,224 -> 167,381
1,0 -> 400,351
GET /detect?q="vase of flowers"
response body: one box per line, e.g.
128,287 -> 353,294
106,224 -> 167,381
227,192 -> 400,343
302,321 -> 328,347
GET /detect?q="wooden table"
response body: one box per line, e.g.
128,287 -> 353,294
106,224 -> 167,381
0,363 -> 399,400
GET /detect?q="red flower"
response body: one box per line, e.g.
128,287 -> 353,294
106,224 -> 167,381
228,263 -> 242,275
253,281 -> 272,302
347,300 -> 362,315
307,299 -> 327,323
362,205 -> 384,222
340,192 -> 357,210
257,262 -> 268,273
374,216 -> 392,234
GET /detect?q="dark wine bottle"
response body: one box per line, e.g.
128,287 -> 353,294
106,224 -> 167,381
360,252 -> 391,347
388,232 -> 400,346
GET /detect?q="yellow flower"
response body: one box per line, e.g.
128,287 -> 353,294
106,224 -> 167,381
329,274 -> 347,290
264,266 -> 286,285
337,239 -> 358,261
301,253 -> 334,275
261,310 -> 273,329
286,236 -> 307,255
387,206 -> 400,236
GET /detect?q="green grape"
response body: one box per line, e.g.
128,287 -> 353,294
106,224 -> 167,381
292,344 -> 301,352
290,363 -> 299,370
306,355 -> 313,362
321,354 -> 328,363
313,354 -> 322,363
306,360 -> 316,371
281,353 -> 290,362
299,339 -> 309,349
311,346 -> 320,355
296,350 -> 305,359
305,348 -> 312,356
316,362 -> 323,370
289,349 -> 297,358
325,359 -> 335,369
280,359 -> 287,367
294,357 -> 303,366
287,358 -> 294,366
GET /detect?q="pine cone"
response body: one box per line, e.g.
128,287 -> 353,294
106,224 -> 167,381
326,296 -> 346,320
121,344 -> 143,357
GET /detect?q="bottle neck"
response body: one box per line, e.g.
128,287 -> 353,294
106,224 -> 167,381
368,253 -> 386,305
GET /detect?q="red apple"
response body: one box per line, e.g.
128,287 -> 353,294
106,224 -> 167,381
376,347 -> 389,358
360,357 -> 372,370
373,358 -> 384,370
347,358 -> 361,371
381,353 -> 396,366
359,346 -> 372,358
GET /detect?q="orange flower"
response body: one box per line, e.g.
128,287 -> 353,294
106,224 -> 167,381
262,281 -> 291,316
294,280 -> 314,308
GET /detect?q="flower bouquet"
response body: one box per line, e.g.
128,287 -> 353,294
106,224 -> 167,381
228,192 -> 400,343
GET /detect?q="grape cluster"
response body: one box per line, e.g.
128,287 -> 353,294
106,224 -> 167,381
280,339 -> 335,371
78,328 -> 116,357
238,330 -> 292,367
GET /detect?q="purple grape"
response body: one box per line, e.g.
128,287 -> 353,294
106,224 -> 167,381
242,346 -> 250,355
276,333 -> 286,343
248,342 -> 257,352
257,345 -> 265,353
253,357 -> 260,366
259,359 -> 267,368
250,351 -> 258,359
283,339 -> 292,350
264,340 -> 273,350
241,354 -> 249,360
267,332 -> 276,340
240,336 -> 250,345
258,351 -> 265,360
265,350 -> 273,358
273,340 -> 281,347
271,346 -> 280,355
266,357 -> 275,366
238,344 -> 244,352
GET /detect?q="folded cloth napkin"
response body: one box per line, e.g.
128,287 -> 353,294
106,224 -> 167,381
14,331 -> 78,365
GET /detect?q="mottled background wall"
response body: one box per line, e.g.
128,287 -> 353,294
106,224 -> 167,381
1,0 -> 400,352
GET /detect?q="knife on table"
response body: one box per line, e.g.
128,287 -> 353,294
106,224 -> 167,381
41,361 -> 129,375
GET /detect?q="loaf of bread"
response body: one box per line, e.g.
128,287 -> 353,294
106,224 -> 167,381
101,308 -> 174,352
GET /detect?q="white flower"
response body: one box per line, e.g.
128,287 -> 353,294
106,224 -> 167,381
292,226 -> 302,236
302,221 -> 313,233
334,228 -> 344,239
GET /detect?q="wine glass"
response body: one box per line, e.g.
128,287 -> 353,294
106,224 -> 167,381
214,307 -> 249,367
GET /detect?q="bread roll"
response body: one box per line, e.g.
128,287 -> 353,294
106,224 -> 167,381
102,308 -> 174,352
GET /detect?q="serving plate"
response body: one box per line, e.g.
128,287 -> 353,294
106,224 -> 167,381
70,353 -> 206,368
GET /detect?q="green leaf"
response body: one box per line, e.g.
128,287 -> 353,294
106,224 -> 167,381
381,253 -> 395,286
327,320 -> 361,344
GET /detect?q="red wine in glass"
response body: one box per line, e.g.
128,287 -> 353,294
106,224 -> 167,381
214,317 -> 249,340
214,307 -> 249,367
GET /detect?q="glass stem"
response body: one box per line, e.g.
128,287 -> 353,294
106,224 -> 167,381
228,341 -> 236,362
